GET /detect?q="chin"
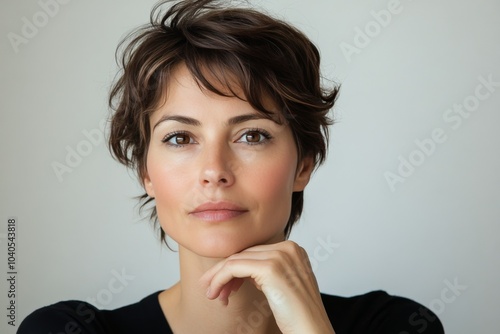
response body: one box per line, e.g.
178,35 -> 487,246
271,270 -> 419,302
182,232 -> 284,259
190,238 -> 256,259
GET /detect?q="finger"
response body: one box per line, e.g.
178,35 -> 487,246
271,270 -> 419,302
206,259 -> 270,299
218,283 -> 231,306
217,277 -> 245,306
241,240 -> 302,253
199,249 -> 283,286
241,243 -> 312,272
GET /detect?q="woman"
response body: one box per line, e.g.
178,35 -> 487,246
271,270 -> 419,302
19,0 -> 444,333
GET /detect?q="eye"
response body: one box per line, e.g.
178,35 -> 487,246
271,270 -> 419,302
162,131 -> 195,147
237,129 -> 273,145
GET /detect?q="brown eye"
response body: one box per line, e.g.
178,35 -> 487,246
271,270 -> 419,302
238,129 -> 272,145
175,134 -> 191,145
245,131 -> 262,143
162,132 -> 194,146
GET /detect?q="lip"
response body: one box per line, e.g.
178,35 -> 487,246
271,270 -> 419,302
190,201 -> 248,222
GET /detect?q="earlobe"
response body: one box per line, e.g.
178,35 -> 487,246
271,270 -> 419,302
293,156 -> 314,192
143,171 -> 155,198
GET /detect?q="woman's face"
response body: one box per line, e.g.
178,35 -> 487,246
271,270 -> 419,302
144,65 -> 313,258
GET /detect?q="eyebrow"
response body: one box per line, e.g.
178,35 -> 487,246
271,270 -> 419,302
153,115 -> 200,130
153,113 -> 274,131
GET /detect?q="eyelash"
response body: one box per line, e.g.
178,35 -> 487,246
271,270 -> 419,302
239,128 -> 273,146
161,128 -> 273,147
161,131 -> 193,147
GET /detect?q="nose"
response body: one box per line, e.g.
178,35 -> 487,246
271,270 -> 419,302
199,143 -> 235,187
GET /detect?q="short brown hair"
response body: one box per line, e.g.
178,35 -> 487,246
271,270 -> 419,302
108,0 -> 339,243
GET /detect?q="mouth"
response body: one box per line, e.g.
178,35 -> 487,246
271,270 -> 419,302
190,201 -> 248,222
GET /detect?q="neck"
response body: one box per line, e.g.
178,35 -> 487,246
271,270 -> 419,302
161,246 -> 281,334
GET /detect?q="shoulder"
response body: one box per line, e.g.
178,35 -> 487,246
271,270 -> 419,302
18,300 -> 106,333
18,291 -> 170,334
321,290 -> 445,334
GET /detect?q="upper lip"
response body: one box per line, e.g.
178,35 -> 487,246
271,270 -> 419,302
190,201 -> 247,213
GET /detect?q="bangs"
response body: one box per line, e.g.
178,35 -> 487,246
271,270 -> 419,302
181,46 -> 286,125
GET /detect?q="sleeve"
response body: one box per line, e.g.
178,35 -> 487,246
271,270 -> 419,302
373,294 -> 445,334
322,290 -> 445,334
17,301 -> 109,334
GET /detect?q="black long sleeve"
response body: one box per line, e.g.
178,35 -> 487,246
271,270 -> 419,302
18,290 -> 444,333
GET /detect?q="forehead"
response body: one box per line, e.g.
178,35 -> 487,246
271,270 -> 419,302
166,64 -> 239,103
151,63 -> 284,123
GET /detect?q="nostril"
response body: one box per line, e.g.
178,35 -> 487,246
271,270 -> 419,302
201,171 -> 233,186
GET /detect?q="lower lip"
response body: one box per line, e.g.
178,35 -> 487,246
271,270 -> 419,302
190,210 -> 247,222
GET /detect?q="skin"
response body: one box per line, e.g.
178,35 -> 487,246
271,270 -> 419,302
143,64 -> 335,334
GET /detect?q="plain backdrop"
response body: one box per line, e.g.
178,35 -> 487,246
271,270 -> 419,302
1,0 -> 499,333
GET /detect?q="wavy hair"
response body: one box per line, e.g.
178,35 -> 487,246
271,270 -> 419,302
108,0 -> 340,244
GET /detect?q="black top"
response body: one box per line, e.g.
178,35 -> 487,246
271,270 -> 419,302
18,290 -> 444,333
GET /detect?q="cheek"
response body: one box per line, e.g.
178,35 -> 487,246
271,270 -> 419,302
258,163 -> 295,198
146,152 -> 192,207
146,154 -> 194,238
246,151 -> 298,211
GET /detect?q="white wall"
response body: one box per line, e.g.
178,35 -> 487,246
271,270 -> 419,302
1,1 -> 499,333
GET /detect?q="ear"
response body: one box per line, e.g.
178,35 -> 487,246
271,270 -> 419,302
143,170 -> 156,198
293,155 -> 314,192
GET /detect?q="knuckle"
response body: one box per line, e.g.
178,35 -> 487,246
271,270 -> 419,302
265,259 -> 283,275
224,258 -> 239,269
283,240 -> 305,257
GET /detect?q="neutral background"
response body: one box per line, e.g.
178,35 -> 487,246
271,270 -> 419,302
1,0 -> 499,333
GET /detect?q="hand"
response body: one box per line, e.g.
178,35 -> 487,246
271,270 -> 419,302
200,240 -> 336,334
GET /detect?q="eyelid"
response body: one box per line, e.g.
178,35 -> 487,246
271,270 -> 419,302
236,128 -> 273,145
161,130 -> 196,146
